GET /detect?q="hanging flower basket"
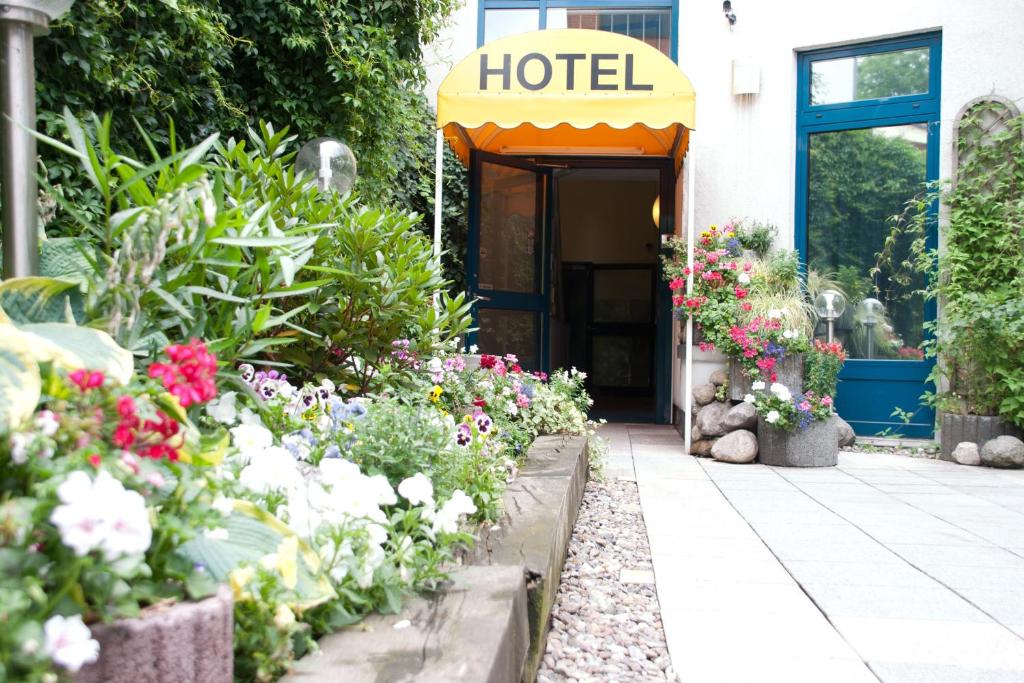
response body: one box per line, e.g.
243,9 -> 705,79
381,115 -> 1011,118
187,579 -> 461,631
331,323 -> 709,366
75,586 -> 234,683
758,415 -> 838,467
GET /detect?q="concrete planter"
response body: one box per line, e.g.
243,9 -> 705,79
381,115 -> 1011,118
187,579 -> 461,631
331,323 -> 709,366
940,413 -> 1024,461
729,354 -> 805,401
76,586 -> 233,683
758,416 -> 838,467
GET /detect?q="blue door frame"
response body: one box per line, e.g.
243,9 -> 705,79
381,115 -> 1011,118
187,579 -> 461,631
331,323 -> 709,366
795,32 -> 941,438
467,151 -> 676,423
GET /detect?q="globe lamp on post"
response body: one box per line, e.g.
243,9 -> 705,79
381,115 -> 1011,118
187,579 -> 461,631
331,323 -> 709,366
858,297 -> 884,359
295,137 -> 357,194
813,289 -> 846,344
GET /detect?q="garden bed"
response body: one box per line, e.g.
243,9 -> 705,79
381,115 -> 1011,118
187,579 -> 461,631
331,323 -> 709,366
282,435 -> 590,683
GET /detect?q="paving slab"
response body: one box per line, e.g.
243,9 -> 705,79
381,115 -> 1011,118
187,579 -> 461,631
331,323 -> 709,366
600,424 -> 1024,682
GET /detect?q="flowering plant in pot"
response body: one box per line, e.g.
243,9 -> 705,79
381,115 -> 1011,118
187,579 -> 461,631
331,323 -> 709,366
0,340 -> 235,682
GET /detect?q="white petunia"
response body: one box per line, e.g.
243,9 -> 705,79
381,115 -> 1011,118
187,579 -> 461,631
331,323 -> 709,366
35,410 -> 60,437
229,424 -> 274,463
366,474 -> 397,507
743,394 -> 756,404
50,471 -> 152,559
206,392 -> 238,425
469,344 -> 479,354
782,329 -> 797,340
238,407 -> 264,427
9,432 -> 30,464
43,614 -> 99,673
751,380 -> 766,391
319,457 -> 362,487
769,383 -> 791,401
239,447 -> 302,494
398,473 -> 434,507
765,410 -> 781,424
737,272 -> 751,285
432,490 -> 477,535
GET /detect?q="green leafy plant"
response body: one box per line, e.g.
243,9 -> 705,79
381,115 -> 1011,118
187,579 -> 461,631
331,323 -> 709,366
735,219 -> 777,258
804,340 -> 847,398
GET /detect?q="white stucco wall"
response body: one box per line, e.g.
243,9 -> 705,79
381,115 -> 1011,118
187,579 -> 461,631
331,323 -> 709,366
425,0 -> 1024,246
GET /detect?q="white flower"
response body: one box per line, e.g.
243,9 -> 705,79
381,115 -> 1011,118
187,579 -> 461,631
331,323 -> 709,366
398,473 -> 434,507
238,407 -> 263,427
274,604 -> 296,630
751,380 -> 766,391
212,495 -> 235,517
239,446 -> 302,494
319,458 -> 362,487
769,383 -> 791,401
765,410 -> 781,424
206,392 -> 238,424
229,424 -> 274,463
768,309 -> 783,319
50,471 -> 152,559
738,272 -> 751,285
319,378 -> 336,393
43,615 -> 99,673
432,490 -> 477,535
427,358 -> 443,373
281,432 -> 312,461
35,410 -> 60,437
468,344 -> 479,354
782,329 -> 797,340
9,432 -> 29,464
743,394 -> 756,404
366,475 -> 397,507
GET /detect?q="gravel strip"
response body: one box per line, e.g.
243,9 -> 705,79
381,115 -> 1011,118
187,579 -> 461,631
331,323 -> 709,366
537,478 -> 676,682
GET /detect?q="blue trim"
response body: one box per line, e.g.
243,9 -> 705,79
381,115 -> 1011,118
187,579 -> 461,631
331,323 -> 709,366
478,0 -> 679,63
795,31 -> 942,438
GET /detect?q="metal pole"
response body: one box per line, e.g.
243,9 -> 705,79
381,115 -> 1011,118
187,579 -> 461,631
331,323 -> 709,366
683,144 -> 696,456
0,10 -> 42,278
432,128 -> 444,311
827,318 -> 834,344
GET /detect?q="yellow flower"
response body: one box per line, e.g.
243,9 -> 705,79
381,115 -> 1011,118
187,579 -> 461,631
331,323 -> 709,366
261,536 -> 299,590
274,604 -> 296,630
229,565 -> 256,602
429,385 -> 443,402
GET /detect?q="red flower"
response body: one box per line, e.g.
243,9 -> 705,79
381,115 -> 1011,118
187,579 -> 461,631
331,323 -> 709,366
472,397 -> 488,408
741,302 -> 752,311
672,295 -> 685,308
88,453 -> 102,468
668,277 -> 685,291
147,339 -> 218,407
69,369 -> 105,392
734,286 -> 748,299
510,364 -> 523,374
112,423 -> 136,448
479,354 -> 498,369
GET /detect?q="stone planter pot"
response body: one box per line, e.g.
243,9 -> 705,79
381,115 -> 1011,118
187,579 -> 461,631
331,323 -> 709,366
729,354 -> 805,402
76,586 -> 233,683
757,416 -> 838,467
940,413 -> 1024,461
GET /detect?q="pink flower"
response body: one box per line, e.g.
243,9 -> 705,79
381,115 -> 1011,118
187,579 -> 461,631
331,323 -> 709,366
821,396 -> 834,406
69,369 -> 105,392
799,401 -> 812,411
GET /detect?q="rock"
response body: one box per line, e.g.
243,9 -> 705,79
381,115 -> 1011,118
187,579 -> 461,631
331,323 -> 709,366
834,415 -> 856,447
723,402 -> 757,431
690,438 -> 717,457
696,401 -> 731,436
709,369 -> 728,386
711,429 -> 758,464
980,436 -> 1024,469
691,424 -> 703,442
692,383 -> 717,406
952,441 -> 981,466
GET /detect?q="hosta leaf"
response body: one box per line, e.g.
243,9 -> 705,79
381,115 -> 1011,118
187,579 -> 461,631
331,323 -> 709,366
0,277 -> 82,324
16,322 -> 134,385
0,326 -> 41,430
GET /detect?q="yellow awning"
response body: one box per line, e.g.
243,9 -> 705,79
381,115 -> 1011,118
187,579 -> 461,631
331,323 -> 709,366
437,29 -> 695,169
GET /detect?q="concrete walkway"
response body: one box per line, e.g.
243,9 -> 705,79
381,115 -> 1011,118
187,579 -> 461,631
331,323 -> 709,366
601,423 -> 1024,682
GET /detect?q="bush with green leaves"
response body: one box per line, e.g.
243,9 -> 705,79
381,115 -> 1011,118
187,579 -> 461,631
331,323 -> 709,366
877,104 -> 1024,426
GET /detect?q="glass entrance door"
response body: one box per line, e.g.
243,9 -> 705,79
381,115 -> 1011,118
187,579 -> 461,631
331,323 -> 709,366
796,33 -> 940,437
468,153 -> 548,370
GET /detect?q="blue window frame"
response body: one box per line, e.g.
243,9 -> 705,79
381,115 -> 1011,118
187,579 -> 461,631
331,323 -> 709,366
478,0 -> 679,63
795,32 -> 941,437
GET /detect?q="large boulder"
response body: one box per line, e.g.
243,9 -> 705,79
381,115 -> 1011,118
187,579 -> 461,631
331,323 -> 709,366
693,383 -> 717,406
834,416 -> 856,448
980,436 -> 1024,469
724,402 -> 757,431
696,401 -> 731,437
691,424 -> 703,442
952,441 -> 981,466
711,430 -> 758,464
709,369 -> 728,387
690,438 -> 717,457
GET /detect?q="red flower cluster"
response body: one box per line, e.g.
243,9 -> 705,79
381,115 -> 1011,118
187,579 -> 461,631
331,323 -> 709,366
668,277 -> 685,291
813,339 -> 847,362
148,339 -> 218,407
479,354 -> 498,369
110,393 -> 182,461
69,369 -> 105,392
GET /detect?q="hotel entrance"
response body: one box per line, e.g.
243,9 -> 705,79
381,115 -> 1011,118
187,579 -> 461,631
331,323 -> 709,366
435,28 -> 694,424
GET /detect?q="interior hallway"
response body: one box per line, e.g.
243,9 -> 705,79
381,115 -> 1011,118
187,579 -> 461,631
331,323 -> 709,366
601,423 -> 1024,682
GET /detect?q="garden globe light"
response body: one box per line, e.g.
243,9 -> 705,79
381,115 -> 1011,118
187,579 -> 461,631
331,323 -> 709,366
858,297 -> 884,359
813,289 -> 846,343
1,0 -> 74,278
296,137 -> 357,194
